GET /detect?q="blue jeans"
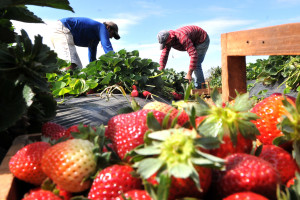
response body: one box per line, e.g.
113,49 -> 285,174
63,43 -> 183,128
194,35 -> 210,88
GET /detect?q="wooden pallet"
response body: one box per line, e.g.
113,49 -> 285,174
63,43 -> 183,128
0,133 -> 41,200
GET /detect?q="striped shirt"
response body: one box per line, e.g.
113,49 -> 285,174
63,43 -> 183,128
159,25 -> 207,70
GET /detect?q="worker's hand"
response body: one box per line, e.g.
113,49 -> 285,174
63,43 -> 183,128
185,73 -> 192,82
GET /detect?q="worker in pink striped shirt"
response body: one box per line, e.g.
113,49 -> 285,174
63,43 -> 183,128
157,25 -> 210,89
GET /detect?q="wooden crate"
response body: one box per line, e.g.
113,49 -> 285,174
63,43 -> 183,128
221,22 -> 300,101
191,81 -> 222,97
0,133 -> 41,200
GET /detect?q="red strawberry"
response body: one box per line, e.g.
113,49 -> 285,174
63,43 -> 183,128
209,134 -> 253,158
86,89 -> 95,94
56,185 -> 73,200
143,101 -> 189,126
223,191 -> 269,200
64,124 -> 91,138
105,109 -> 169,160
142,90 -> 151,97
171,166 -> 212,199
88,164 -> 142,199
214,153 -> 280,199
287,176 -> 296,187
65,124 -> 84,136
41,122 -> 68,140
258,144 -> 299,184
41,139 -> 97,193
114,190 -> 152,200
251,93 -> 296,145
171,91 -> 183,100
22,188 -> 62,200
131,85 -> 139,97
9,141 -> 51,185
146,166 -> 212,200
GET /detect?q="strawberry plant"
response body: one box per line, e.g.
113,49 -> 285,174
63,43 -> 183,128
207,66 -> 222,88
47,49 -> 187,100
256,55 -> 300,92
0,0 -> 73,153
46,70 -> 99,100
160,68 -> 189,94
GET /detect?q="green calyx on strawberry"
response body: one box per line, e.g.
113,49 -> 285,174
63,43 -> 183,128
131,123 -> 224,197
196,89 -> 260,145
71,123 -> 120,164
40,178 -> 72,200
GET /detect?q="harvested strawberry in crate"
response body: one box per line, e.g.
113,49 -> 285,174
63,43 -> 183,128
2,90 -> 300,200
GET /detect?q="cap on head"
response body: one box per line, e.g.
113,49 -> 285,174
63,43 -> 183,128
157,30 -> 170,50
105,21 -> 120,40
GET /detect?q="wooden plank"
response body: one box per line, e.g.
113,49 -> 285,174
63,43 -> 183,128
223,23 -> 300,56
0,133 -> 41,200
221,56 -> 247,101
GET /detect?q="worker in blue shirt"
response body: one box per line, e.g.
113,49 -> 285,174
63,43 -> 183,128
51,17 -> 120,70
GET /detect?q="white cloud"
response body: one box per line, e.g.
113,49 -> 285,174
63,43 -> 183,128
188,18 -> 256,36
10,17 -> 276,79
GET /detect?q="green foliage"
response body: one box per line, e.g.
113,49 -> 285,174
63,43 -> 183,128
207,56 -> 300,95
246,59 -> 266,80
47,49 -> 187,100
160,68 -> 189,94
0,0 -> 73,133
207,66 -> 221,88
257,56 -> 300,91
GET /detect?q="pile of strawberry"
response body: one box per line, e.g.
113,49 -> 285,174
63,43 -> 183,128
7,90 -> 300,200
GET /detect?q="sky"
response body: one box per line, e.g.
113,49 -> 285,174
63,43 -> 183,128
12,0 -> 300,78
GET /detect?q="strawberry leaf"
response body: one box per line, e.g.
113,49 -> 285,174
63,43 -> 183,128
169,163 -> 193,179
148,130 -> 172,141
147,112 -> 162,131
189,106 -> 196,129
184,83 -> 193,101
233,92 -> 254,112
156,174 -> 171,200
211,88 -> 223,106
194,137 -> 221,149
238,120 -> 260,140
198,118 -> 224,138
254,144 -> 263,156
195,149 -> 225,165
293,141 -> 300,167
162,111 -> 171,129
190,157 -> 216,167
134,146 -> 161,156
296,92 -> 300,113
137,158 -> 164,179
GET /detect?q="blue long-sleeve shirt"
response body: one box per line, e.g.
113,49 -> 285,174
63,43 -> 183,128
60,17 -> 114,62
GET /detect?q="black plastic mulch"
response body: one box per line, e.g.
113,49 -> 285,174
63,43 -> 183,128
51,94 -> 171,128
